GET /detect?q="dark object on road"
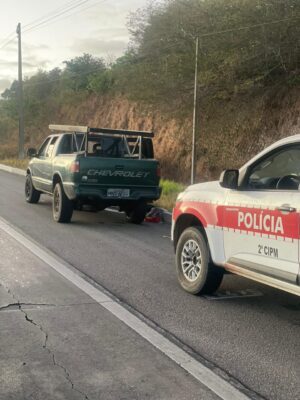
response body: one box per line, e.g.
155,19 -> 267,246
25,125 -> 161,224
145,207 -> 163,223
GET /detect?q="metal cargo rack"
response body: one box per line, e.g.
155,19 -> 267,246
49,125 -> 154,137
49,125 -> 154,159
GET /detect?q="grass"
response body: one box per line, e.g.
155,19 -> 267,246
0,158 -> 28,170
0,158 -> 184,211
156,179 -> 186,211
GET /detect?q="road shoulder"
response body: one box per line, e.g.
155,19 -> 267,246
0,226 -> 217,400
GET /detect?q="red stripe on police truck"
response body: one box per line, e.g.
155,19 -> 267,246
173,202 -> 219,227
174,201 -> 298,239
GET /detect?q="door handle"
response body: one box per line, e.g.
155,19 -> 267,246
276,205 -> 296,213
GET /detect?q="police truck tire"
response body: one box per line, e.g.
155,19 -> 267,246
127,202 -> 147,224
53,182 -> 73,223
25,174 -> 41,204
176,227 -> 224,295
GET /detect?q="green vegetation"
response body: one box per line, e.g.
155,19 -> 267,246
157,179 -> 186,210
0,0 -> 299,176
0,158 -> 28,170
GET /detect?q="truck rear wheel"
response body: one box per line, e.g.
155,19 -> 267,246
53,182 -> 73,223
25,174 -> 40,204
126,202 -> 148,224
175,227 -> 224,295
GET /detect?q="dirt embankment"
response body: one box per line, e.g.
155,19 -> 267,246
3,86 -> 299,183
54,87 -> 300,182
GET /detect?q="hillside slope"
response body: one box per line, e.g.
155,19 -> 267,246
26,86 -> 299,182
1,86 -> 299,182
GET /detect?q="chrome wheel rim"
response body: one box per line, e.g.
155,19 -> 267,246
181,239 -> 202,282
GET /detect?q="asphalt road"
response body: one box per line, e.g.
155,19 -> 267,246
1,229 -> 219,400
0,170 -> 299,400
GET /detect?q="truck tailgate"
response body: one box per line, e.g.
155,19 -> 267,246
77,157 -> 160,187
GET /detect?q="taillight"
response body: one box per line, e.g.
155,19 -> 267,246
70,160 -> 80,173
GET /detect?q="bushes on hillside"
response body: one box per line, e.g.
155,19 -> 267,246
0,0 -> 299,154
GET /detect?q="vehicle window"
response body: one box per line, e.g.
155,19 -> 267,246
85,135 -> 153,159
247,146 -> 300,190
46,136 -> 58,158
57,135 -> 71,155
38,137 -> 51,158
101,137 -> 125,157
57,134 -> 85,155
88,136 -> 125,158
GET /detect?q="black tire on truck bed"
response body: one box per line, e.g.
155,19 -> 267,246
25,174 -> 41,204
53,182 -> 73,223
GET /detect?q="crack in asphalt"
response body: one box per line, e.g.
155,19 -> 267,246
0,283 -> 90,400
0,302 -> 21,311
0,301 -> 96,312
0,303 -> 56,311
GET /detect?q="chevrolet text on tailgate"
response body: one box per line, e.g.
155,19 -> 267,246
25,125 -> 161,224
172,135 -> 300,297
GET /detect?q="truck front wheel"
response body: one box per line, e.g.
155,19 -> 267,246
126,202 -> 148,224
175,227 -> 224,295
53,182 -> 73,223
25,174 -> 41,204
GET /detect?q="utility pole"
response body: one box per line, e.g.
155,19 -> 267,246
16,22 -> 24,159
191,36 -> 199,185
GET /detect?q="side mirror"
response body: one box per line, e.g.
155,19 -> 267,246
27,148 -> 37,158
220,169 -> 239,189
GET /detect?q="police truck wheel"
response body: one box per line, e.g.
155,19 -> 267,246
25,174 -> 40,204
127,202 -> 147,224
53,182 -> 73,223
176,227 -> 224,295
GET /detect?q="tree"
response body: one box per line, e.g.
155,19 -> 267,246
62,53 -> 106,91
125,0 -> 300,104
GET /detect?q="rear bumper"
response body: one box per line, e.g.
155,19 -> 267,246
64,182 -> 161,202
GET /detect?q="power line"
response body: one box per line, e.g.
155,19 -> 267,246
34,0 -> 109,30
23,0 -> 91,33
23,0 -> 108,35
0,1 -> 86,49
195,15 -> 300,39
135,15 -> 300,61
0,0 -> 108,50
0,36 -> 16,51
22,0 -> 84,30
0,31 -> 17,50
0,31 -> 15,47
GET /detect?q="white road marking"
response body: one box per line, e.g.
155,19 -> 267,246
0,164 -> 25,176
0,216 -> 250,400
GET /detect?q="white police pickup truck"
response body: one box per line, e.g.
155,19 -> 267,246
172,135 -> 300,296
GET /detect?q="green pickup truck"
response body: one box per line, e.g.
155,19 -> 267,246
25,125 -> 161,224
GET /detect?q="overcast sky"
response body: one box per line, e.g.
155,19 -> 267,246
0,0 -> 149,93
